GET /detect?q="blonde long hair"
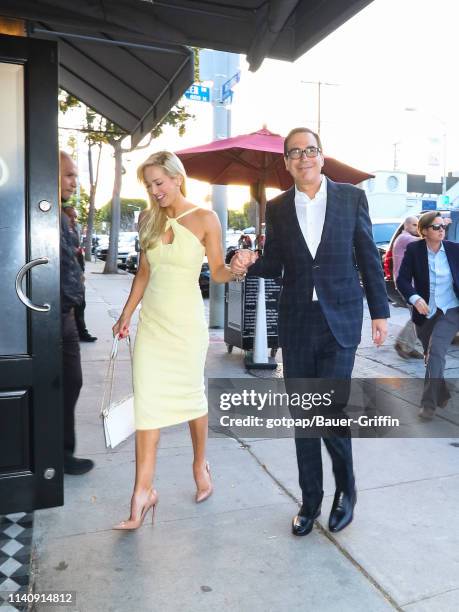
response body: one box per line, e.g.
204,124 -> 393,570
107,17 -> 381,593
137,151 -> 187,250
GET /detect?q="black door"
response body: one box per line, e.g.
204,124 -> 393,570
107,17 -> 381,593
0,35 -> 62,513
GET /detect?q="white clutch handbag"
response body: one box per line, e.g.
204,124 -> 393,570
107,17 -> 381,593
100,334 -> 135,449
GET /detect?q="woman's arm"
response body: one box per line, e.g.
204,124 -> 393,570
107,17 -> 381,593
204,211 -> 240,284
112,249 -> 150,338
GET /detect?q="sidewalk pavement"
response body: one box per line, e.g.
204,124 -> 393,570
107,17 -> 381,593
31,261 -> 459,612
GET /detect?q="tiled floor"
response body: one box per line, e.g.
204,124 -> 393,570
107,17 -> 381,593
0,513 -> 33,611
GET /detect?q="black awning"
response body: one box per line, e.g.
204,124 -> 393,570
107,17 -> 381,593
0,2 -> 195,146
1,0 -> 373,140
33,27 -> 193,147
2,1 -> 373,71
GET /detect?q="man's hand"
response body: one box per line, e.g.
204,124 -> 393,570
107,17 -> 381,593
372,319 -> 388,347
230,249 -> 258,275
414,298 -> 429,315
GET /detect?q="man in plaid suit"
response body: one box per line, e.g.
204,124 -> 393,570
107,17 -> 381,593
231,127 -> 389,536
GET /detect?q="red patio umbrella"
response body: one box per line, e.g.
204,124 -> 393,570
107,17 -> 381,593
176,127 -> 374,229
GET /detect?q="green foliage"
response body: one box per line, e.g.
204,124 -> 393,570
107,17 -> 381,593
66,134 -> 78,154
150,104 -> 193,138
65,187 -> 89,225
244,200 -> 257,227
98,198 -> 148,230
59,89 -> 123,145
58,92 -> 80,114
59,87 -> 193,144
65,186 -> 104,232
228,209 -> 248,230
228,201 -> 254,230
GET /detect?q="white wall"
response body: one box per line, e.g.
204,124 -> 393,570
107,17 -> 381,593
361,171 -> 412,219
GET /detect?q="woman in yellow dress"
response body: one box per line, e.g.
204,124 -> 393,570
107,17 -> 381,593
112,151 -> 238,530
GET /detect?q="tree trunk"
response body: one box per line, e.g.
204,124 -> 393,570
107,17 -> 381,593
103,138 -> 123,274
84,143 -> 96,261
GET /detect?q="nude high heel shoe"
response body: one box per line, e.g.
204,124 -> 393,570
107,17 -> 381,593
113,489 -> 158,530
195,462 -> 213,504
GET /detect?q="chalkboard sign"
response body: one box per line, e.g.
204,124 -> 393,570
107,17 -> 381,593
224,278 -> 281,352
242,277 -> 281,337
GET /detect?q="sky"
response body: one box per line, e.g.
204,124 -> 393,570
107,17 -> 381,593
59,0 -> 459,211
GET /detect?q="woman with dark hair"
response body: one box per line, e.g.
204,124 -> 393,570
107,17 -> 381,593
397,211 -> 459,419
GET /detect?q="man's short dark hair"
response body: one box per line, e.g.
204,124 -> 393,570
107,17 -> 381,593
284,127 -> 323,157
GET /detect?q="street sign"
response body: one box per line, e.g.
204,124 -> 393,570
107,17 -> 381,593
184,84 -> 211,102
221,70 -> 240,100
441,195 -> 450,206
221,89 -> 234,104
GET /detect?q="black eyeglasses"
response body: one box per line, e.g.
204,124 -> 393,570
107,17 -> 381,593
286,146 -> 321,159
427,223 -> 446,231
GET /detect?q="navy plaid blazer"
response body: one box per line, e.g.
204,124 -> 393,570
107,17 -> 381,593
248,178 -> 390,348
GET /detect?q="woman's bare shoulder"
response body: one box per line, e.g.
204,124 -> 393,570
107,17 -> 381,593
193,207 -> 218,222
188,206 -> 217,228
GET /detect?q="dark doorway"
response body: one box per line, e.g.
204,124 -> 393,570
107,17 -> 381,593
0,34 -> 63,513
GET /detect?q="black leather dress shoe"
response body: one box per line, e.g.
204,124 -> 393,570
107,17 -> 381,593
79,333 -> 97,342
292,505 -> 321,536
64,456 -> 95,475
328,489 -> 356,533
394,342 -> 411,359
438,396 -> 450,409
418,406 -> 435,420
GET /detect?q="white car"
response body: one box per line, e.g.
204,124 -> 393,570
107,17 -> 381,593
226,229 -> 242,248
96,232 -> 138,267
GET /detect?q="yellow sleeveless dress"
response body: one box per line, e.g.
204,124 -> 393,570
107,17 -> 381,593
133,207 -> 209,429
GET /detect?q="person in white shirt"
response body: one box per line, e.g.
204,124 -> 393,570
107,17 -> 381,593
231,127 -> 389,537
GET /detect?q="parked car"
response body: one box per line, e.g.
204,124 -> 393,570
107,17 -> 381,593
199,260 -> 210,298
125,250 -> 139,274
96,232 -> 138,268
226,229 -> 242,249
372,218 -> 403,255
81,234 -> 109,257
381,209 -> 459,305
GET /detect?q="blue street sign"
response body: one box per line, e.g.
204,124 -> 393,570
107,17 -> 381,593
221,89 -> 233,104
184,84 -> 211,102
421,199 -> 437,210
221,70 -> 240,100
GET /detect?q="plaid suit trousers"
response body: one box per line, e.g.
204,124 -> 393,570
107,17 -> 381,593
282,303 -> 356,515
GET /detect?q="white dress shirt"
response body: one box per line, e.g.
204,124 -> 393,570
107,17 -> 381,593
294,176 -> 327,301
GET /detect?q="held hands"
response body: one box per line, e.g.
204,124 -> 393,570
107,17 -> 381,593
230,249 -> 258,275
112,314 -> 131,339
414,298 -> 429,316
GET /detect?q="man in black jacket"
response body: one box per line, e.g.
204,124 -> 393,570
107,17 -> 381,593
62,205 -> 97,342
60,151 -> 94,475
231,127 -> 389,536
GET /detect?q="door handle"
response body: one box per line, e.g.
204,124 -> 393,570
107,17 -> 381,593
15,257 -> 51,312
